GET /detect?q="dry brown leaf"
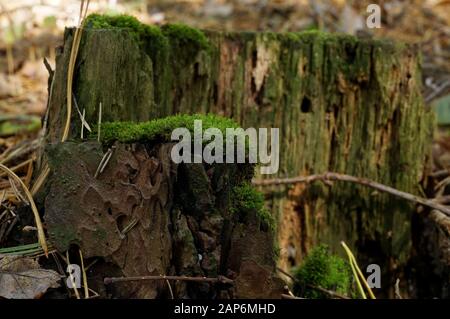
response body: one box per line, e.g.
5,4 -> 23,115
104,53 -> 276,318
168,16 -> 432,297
0,256 -> 61,299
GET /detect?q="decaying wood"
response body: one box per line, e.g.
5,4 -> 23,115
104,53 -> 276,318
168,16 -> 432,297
41,22 -> 436,297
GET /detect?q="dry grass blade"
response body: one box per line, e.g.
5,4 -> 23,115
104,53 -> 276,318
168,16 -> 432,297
0,139 -> 40,165
63,0 -> 90,142
0,163 -> 48,256
79,249 -> 89,299
341,241 -> 376,299
0,190 -> 5,206
24,159 -> 34,187
97,102 -> 102,142
81,109 -> 86,139
0,159 -> 33,178
8,176 -> 28,204
395,278 -> 403,299
341,241 -> 366,299
73,94 -> 91,133
66,251 -> 80,299
166,278 -> 174,299
94,148 -> 113,179
31,164 -> 50,196
0,242 -> 55,258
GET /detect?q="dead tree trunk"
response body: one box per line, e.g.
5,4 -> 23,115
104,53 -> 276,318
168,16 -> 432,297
41,16 -> 435,297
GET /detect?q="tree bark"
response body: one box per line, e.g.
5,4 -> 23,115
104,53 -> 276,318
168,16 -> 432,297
42,25 -> 435,297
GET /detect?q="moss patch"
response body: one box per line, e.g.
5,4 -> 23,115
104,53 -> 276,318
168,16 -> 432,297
85,13 -> 167,49
100,113 -> 240,145
231,182 -> 275,232
84,14 -> 210,57
292,245 -> 353,299
162,23 -> 210,52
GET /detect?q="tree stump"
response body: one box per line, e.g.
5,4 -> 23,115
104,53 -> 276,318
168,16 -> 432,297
40,15 -> 435,297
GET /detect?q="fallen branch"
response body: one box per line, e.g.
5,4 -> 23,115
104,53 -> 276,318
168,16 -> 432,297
253,172 -> 450,217
104,275 -> 234,285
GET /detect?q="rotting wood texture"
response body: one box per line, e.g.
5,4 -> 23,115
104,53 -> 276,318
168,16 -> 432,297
40,16 -> 435,297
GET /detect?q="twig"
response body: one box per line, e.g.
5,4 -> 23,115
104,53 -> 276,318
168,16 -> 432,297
432,195 -> 450,204
281,294 -> 305,299
104,275 -> 234,285
429,210 -> 450,236
84,258 -> 99,272
425,79 -> 450,103
253,172 -> 450,217
430,169 -> 450,179
394,278 -> 403,299
86,288 -> 100,299
276,267 -> 296,282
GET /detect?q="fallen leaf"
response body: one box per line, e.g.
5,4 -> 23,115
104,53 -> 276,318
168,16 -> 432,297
0,256 -> 61,299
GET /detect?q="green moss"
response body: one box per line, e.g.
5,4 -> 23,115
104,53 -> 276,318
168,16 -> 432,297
162,23 -> 210,52
297,29 -> 357,41
230,182 -> 275,231
292,245 -> 353,299
100,113 -> 240,145
84,14 -> 210,55
85,13 -> 168,53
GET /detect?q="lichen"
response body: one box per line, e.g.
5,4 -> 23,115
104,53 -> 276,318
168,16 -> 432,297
292,245 -> 353,299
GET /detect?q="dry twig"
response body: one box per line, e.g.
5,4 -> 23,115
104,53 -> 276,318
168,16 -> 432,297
104,275 -> 234,285
253,172 -> 450,217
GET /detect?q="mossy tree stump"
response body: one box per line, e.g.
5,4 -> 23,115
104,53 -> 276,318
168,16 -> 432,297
43,116 -> 283,298
41,15 -> 435,297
